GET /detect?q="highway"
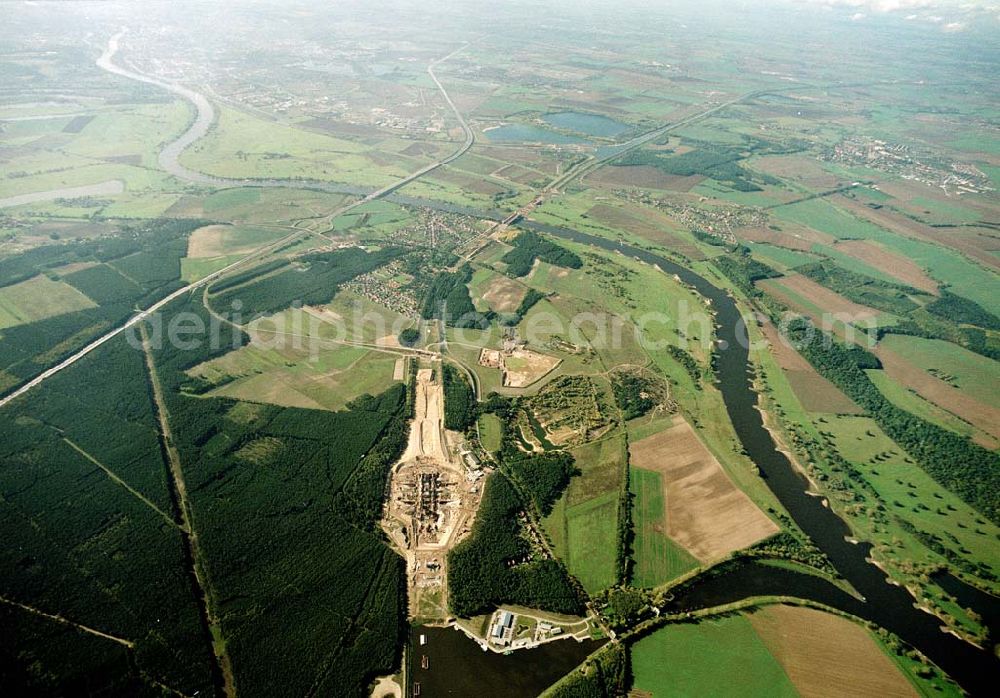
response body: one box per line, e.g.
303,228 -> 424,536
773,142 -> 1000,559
0,36 -> 475,412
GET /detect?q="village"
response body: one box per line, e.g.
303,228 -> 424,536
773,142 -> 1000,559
825,137 -> 993,196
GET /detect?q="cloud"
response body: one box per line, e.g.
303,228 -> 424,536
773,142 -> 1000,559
792,0 -> 998,30
793,0 -> 995,11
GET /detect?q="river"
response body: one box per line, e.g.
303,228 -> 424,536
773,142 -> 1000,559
409,625 -> 602,697
529,222 -> 1000,696
89,34 -> 999,693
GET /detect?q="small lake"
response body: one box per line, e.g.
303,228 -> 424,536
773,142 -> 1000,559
483,123 -> 587,145
542,111 -> 629,138
410,625 -> 602,697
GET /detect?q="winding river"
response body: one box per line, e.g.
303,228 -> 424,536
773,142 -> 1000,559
529,222 -> 1000,696
88,32 -> 999,694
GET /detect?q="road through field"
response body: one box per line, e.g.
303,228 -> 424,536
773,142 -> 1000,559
0,35 -> 475,411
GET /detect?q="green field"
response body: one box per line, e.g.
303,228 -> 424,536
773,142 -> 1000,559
879,335 -> 1000,409
867,369 -> 994,446
543,434 -> 625,593
192,342 -> 400,412
564,493 -> 619,593
180,105 -> 411,187
630,615 -> 798,698
629,467 -> 699,588
0,274 -> 97,328
478,413 -> 503,452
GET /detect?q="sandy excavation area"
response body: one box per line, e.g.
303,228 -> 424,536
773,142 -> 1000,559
400,368 -> 446,462
629,415 -> 778,562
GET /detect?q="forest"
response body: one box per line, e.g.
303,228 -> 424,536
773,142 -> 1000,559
794,261 -> 1000,360
442,362 -> 477,431
797,261 -> 923,317
501,231 -> 583,278
545,643 -> 627,698
712,248 -> 780,297
617,142 -> 772,192
611,372 -> 658,420
213,247 -> 402,317
144,295 -> 410,696
420,264 -> 491,328
0,219 -> 204,398
447,473 -> 583,618
0,335 -> 214,694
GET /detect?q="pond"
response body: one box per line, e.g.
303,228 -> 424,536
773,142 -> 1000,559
542,111 -> 629,137
483,123 -> 587,145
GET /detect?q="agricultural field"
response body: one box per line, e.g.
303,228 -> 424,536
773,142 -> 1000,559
628,414 -> 779,563
630,613 -> 799,697
628,466 -> 699,588
189,340 -> 401,412
2,1 -> 998,695
631,605 -> 946,698
0,274 -> 97,328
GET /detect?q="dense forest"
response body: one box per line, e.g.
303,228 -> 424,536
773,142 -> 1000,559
501,231 -> 583,278
503,447 -> 578,516
398,327 -> 421,347
544,643 -> 627,698
616,141 -> 776,192
420,264 -> 491,329
447,473 -> 583,617
3,289 -> 414,695
785,317 -> 1000,525
145,296 -> 410,697
797,261 -> 923,317
442,363 -> 477,431
213,247 -> 401,317
794,261 -> 1000,361
611,372 -> 658,420
208,258 -> 290,293
712,248 -> 780,297
0,336 -> 214,694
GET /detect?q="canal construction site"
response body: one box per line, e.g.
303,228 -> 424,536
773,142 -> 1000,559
383,364 -> 486,621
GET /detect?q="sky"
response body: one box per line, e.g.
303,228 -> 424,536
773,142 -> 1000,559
790,0 -> 1000,31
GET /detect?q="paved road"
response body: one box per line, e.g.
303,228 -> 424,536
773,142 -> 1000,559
0,36 -> 477,411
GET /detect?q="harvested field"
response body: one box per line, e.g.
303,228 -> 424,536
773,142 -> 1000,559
62,114 -> 94,133
588,165 -> 704,191
400,141 -> 438,157
759,274 -> 883,324
186,224 -> 282,259
749,605 -> 918,698
835,195 -> 1000,271
585,203 -> 704,260
430,168 -> 507,196
760,320 -> 812,371
833,239 -> 938,293
475,146 -> 561,175
629,415 -> 778,562
741,222 -> 836,251
761,319 -> 861,413
786,370 -> 862,414
503,349 -> 561,388
875,344 -> 1000,439
481,275 -> 527,313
